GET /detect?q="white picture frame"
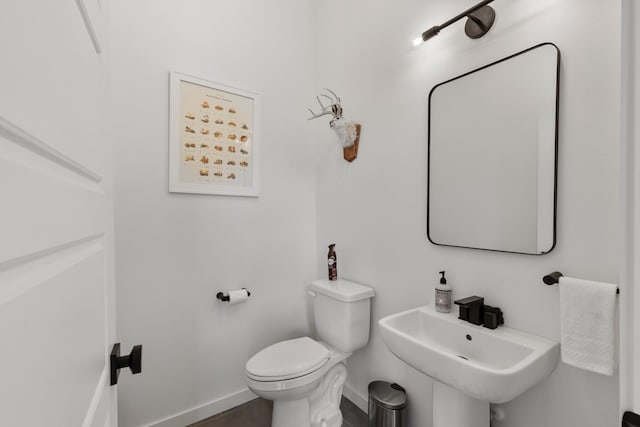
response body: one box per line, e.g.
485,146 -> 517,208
169,71 -> 261,197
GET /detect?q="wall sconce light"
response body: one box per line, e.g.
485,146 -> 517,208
413,0 -> 496,46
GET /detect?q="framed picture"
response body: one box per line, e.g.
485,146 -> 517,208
169,71 -> 261,196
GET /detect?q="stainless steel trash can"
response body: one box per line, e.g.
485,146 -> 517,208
368,381 -> 407,427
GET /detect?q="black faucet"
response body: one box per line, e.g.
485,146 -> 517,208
454,296 -> 484,325
454,296 -> 504,329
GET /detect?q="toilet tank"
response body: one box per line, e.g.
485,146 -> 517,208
310,279 -> 375,353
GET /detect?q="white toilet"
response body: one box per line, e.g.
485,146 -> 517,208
245,279 -> 375,427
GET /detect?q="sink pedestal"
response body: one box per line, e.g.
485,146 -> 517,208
433,382 -> 489,427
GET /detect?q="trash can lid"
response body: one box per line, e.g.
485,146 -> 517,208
368,381 -> 407,410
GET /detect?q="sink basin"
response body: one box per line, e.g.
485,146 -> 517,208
379,304 -> 559,403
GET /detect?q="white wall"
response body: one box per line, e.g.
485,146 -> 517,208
314,1 -> 620,426
109,1 -> 316,425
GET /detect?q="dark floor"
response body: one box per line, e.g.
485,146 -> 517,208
340,397 -> 368,427
187,396 -> 367,427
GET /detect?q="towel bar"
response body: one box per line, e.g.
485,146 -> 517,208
543,271 -> 619,294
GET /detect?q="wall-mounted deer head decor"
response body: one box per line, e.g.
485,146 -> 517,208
308,89 -> 362,162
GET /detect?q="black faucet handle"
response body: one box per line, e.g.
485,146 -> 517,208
482,305 -> 504,329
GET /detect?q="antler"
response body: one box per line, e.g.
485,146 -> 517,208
308,88 -> 343,121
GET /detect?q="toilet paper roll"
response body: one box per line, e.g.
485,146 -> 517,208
228,289 -> 249,305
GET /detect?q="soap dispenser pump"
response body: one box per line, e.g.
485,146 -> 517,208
435,270 -> 452,313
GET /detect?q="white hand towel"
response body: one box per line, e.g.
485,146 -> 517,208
559,276 -> 617,375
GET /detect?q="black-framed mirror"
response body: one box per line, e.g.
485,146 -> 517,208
427,43 -> 560,255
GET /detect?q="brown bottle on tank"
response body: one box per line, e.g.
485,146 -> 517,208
328,244 -> 337,281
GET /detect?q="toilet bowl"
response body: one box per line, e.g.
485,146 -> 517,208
246,338 -> 350,427
245,279 -> 374,427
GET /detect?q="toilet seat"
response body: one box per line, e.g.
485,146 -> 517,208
245,338 -> 350,395
246,337 -> 330,382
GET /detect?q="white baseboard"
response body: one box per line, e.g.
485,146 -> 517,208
342,382 -> 368,413
146,388 -> 257,427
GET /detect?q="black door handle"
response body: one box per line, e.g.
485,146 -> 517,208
110,343 -> 142,386
623,411 -> 640,427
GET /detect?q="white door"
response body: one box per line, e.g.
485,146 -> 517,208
0,1 -> 116,426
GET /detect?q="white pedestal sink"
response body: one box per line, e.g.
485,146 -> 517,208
379,305 -> 559,427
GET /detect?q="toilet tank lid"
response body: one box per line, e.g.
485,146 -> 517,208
311,279 -> 375,302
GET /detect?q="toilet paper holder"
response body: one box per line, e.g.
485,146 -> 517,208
216,288 -> 251,302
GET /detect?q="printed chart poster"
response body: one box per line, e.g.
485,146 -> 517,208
169,72 -> 260,196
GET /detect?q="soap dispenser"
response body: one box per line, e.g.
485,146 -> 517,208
435,271 -> 452,313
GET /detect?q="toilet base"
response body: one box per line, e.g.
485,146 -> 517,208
309,362 -> 346,427
269,362 -> 347,427
272,398 -> 310,427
